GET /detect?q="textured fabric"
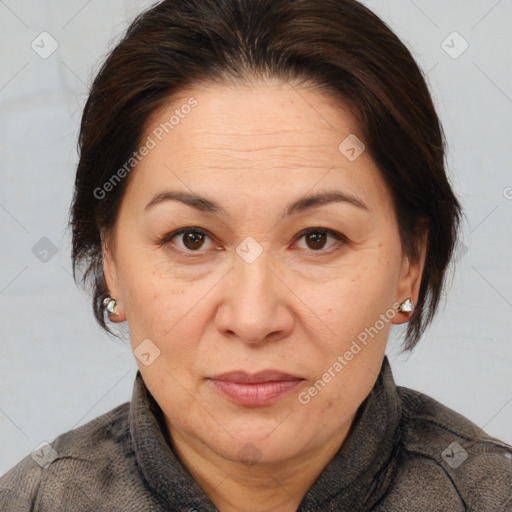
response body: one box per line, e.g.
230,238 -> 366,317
1,356 -> 511,511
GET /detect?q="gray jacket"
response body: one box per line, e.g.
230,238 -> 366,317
1,356 -> 511,511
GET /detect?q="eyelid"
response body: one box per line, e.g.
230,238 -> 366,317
294,227 -> 348,244
292,227 -> 348,255
158,226 -> 348,255
157,227 -> 216,249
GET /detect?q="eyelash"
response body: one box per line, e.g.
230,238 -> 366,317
157,226 -> 348,257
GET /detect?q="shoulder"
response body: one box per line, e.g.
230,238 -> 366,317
389,385 -> 512,511
0,401 -> 135,511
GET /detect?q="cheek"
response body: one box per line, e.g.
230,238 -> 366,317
308,257 -> 399,365
307,256 -> 396,322
126,283 -> 188,343
116,250 -> 187,340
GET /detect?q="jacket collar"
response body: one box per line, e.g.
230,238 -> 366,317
129,355 -> 402,510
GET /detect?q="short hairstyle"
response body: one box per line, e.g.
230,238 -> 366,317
70,0 -> 463,351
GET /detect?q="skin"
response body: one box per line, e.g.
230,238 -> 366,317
102,78 -> 427,512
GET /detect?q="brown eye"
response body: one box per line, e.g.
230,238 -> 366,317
158,226 -> 347,256
182,231 -> 206,251
296,228 -> 347,253
158,227 -> 216,253
305,231 -> 328,250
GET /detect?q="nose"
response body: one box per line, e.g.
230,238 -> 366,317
214,245 -> 294,345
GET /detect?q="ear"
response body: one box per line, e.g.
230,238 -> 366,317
101,229 -> 126,323
391,223 -> 428,325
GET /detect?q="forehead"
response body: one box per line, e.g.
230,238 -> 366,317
146,80 -> 359,150
127,81 -> 392,215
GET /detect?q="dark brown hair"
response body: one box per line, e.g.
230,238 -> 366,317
70,0 -> 462,351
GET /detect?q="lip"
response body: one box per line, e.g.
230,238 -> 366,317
207,370 -> 305,407
211,370 -> 303,383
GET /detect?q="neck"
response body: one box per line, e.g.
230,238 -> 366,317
166,414 -> 356,512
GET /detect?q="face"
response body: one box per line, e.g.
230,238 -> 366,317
103,80 -> 425,466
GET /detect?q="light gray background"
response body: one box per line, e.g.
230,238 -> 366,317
1,0 -> 511,476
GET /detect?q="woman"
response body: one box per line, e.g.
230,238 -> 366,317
1,0 -> 511,510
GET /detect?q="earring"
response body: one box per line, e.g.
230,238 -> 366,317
103,297 -> 120,317
398,298 -> 414,313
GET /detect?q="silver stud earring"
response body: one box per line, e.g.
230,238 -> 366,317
103,297 -> 119,317
398,298 -> 414,313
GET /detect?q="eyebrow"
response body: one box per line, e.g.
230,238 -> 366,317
144,189 -> 369,217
